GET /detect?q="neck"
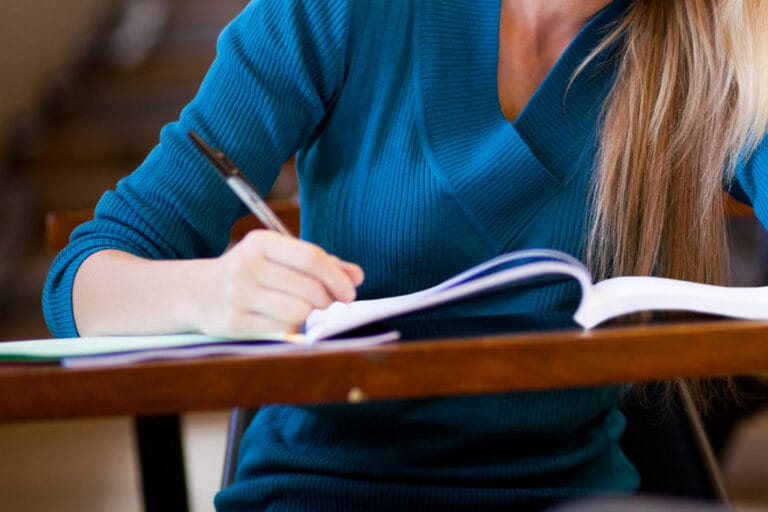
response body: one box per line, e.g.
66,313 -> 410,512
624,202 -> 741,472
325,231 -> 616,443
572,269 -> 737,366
496,0 -> 613,121
504,0 -> 612,46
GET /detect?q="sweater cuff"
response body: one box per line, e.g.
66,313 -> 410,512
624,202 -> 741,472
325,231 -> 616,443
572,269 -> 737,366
42,247 -> 103,338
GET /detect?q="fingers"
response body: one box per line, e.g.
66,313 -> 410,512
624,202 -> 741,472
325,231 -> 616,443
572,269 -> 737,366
209,309 -> 302,338
199,230 -> 365,337
255,232 -> 362,303
331,257 -> 365,287
253,259 -> 335,310
201,268 -> 317,335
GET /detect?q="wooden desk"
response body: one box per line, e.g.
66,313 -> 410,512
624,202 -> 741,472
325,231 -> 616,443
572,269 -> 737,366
2,318 -> 767,421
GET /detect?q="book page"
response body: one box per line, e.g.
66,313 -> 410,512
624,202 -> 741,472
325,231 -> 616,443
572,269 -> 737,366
574,276 -> 768,328
306,250 -> 592,341
61,330 -> 401,368
0,329 -> 400,366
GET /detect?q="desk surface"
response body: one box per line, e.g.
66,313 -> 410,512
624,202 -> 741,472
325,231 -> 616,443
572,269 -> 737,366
2,317 -> 767,421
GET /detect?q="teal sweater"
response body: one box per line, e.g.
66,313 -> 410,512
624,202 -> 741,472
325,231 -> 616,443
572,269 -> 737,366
43,0 -> 768,510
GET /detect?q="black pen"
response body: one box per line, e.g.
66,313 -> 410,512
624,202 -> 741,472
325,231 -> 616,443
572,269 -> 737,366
188,130 -> 293,237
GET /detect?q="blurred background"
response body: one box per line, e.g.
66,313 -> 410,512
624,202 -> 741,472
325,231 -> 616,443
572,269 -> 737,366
0,0 -> 298,342
0,0 -> 765,510
0,1 -> 294,510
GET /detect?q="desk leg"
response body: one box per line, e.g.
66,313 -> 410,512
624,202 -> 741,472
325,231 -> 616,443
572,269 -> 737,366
134,415 -> 189,512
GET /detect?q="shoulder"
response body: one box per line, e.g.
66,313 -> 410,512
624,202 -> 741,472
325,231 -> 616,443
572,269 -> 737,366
218,0 -> 361,57
226,0 -> 353,40
733,133 -> 768,209
213,0 -> 358,97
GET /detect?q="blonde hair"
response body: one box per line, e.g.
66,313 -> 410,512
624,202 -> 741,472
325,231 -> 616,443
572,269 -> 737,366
582,0 -> 768,410
585,0 -> 768,284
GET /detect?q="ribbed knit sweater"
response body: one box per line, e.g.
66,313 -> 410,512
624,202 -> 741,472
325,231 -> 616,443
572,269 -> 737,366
43,0 -> 768,510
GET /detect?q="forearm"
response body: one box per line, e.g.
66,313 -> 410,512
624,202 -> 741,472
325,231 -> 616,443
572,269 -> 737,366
71,233 -> 364,338
73,249 -> 208,336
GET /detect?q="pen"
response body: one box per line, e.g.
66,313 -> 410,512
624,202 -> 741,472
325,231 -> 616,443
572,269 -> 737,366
188,130 -> 294,237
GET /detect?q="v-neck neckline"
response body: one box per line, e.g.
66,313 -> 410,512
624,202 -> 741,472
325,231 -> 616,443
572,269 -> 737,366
413,0 -> 630,248
506,1 -> 621,128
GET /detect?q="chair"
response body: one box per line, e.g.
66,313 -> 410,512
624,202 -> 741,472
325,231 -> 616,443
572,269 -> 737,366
44,200 -> 299,512
44,199 -> 301,254
220,406 -> 258,488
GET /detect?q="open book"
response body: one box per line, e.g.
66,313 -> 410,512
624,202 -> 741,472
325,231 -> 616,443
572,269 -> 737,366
5,249 -> 764,367
304,248 -> 768,341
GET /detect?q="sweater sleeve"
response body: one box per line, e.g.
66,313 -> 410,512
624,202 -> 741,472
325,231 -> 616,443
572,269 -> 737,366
43,0 -> 351,337
734,133 -> 768,227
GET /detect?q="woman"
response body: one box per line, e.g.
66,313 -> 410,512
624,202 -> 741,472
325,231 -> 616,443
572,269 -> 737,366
44,0 -> 768,509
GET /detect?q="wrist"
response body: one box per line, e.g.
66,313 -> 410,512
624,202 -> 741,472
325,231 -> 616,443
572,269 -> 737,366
168,258 -> 213,334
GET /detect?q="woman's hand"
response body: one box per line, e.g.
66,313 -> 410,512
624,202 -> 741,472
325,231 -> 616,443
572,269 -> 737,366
72,232 -> 363,338
191,230 -> 364,336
